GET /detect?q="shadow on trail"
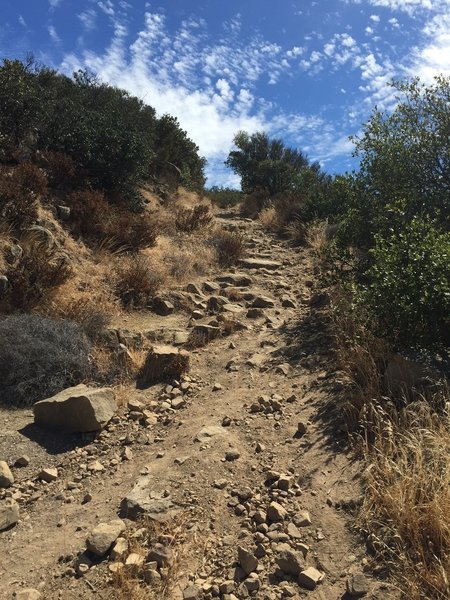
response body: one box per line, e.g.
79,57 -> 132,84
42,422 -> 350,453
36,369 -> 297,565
272,291 -> 356,456
19,422 -> 88,454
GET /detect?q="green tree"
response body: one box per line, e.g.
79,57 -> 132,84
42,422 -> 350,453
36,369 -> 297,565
346,76 -> 450,247
225,131 -> 310,196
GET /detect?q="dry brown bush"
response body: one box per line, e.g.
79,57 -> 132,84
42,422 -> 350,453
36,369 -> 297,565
258,206 -> 279,231
0,162 -> 47,228
214,230 -> 246,267
37,150 -> 76,188
175,204 -> 213,233
65,189 -> 158,251
115,256 -> 164,309
240,189 -> 270,218
1,235 -> 72,312
283,217 -> 307,246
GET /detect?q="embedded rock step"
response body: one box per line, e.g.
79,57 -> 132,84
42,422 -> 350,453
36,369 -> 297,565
33,384 -> 117,433
240,258 -> 282,270
120,475 -> 176,521
138,345 -> 190,386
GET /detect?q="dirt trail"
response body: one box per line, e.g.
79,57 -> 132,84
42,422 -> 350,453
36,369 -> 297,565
0,213 -> 398,599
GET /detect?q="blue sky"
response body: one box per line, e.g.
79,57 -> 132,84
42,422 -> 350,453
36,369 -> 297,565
1,1 -> 450,186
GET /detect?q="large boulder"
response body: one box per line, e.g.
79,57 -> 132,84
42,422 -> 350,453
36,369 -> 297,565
138,345 -> 190,387
0,498 -> 19,531
33,384 -> 117,433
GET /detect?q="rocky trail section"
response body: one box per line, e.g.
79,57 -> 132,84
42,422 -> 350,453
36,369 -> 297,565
0,213 -> 398,600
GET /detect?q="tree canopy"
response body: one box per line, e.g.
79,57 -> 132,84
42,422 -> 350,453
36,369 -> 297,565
225,131 -> 313,196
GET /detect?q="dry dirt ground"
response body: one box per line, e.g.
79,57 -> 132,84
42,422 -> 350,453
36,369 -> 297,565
0,212 -> 400,600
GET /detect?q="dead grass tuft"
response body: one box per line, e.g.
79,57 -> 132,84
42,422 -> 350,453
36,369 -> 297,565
214,230 -> 246,267
115,256 -> 165,309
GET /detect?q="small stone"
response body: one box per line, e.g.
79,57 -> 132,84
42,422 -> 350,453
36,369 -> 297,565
143,567 -> 161,583
267,501 -> 287,522
14,589 -> 41,600
0,461 -> 14,488
212,383 -> 223,391
126,553 -> 144,567
183,584 -> 203,600
38,468 -> 58,483
219,581 -> 235,594
87,460 -> 104,472
14,455 -> 30,468
171,397 -> 186,409
213,479 -> 227,490
122,447 -> 133,461
275,543 -> 304,576
278,474 -> 292,491
109,562 -> 124,573
110,537 -> 128,561
346,573 -> 369,597
238,546 -> 258,575
297,421 -> 308,435
0,498 -> 20,531
295,511 -> 312,527
225,449 -> 240,461
86,519 -> 126,556
147,543 -> 173,567
298,567 -> 324,590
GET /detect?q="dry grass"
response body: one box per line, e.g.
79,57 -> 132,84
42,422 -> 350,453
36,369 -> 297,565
329,284 -> 450,599
360,393 -> 450,600
115,256 -> 165,309
258,206 -> 280,232
306,219 -> 329,256
214,229 -> 246,267
111,513 -> 203,600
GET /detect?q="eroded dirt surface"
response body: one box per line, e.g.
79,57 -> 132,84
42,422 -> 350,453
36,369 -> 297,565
0,213 -> 399,600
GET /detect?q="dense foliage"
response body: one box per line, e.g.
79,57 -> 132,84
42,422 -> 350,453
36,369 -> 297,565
331,77 -> 450,354
225,131 -> 331,224
0,58 -> 206,202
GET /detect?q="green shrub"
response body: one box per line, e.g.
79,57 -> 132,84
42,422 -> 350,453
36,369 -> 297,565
206,186 -> 242,208
0,314 -> 91,406
364,218 -> 450,350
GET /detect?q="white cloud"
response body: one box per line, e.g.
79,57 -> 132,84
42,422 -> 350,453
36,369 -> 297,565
48,0 -> 62,7
18,15 -> 27,27
60,10 -> 354,183
370,14 -> 381,22
407,13 -> 450,80
78,9 -> 97,31
365,26 -> 374,35
97,1 -> 115,16
48,25 -> 61,43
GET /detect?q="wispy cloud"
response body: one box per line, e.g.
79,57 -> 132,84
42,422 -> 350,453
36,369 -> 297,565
48,25 -> 61,43
78,9 -> 97,31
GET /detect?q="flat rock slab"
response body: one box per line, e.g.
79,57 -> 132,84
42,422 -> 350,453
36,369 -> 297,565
120,475 -> 176,521
240,258 -> 282,270
194,425 -> 228,443
216,273 -> 253,287
33,384 -> 117,433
